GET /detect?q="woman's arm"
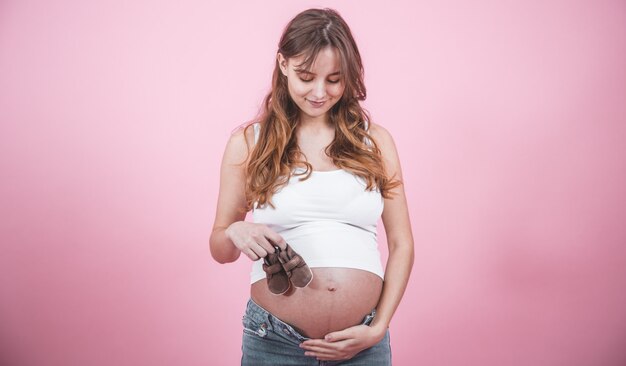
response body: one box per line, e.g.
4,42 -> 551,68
210,127 -> 249,263
300,122 -> 415,361
210,125 -> 285,264
367,121 -> 415,332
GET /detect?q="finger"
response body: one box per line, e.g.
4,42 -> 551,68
300,339 -> 330,348
300,343 -> 334,353
255,235 -> 277,255
302,347 -> 338,357
248,241 -> 269,259
264,230 -> 287,250
304,349 -> 351,361
242,247 -> 260,261
301,340 -> 349,352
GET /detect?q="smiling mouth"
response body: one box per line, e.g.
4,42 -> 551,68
307,99 -> 326,107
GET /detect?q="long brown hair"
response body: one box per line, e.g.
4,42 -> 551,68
238,8 -> 401,211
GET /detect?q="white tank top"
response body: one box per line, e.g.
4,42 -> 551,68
249,121 -> 385,284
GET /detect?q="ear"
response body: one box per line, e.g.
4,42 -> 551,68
277,52 -> 288,77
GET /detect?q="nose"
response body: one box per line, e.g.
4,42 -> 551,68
311,80 -> 326,99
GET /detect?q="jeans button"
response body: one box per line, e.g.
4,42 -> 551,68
258,323 -> 267,336
283,327 -> 290,335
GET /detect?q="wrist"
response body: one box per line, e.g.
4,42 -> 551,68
368,322 -> 388,342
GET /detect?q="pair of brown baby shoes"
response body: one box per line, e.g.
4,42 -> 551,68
262,243 -> 313,295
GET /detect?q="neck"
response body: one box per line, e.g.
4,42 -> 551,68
298,114 -> 332,131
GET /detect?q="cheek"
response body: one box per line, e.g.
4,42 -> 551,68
288,80 -> 309,97
329,84 -> 346,97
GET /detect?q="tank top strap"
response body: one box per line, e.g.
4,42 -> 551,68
363,118 -> 373,147
253,122 -> 260,145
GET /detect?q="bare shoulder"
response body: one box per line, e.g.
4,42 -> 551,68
223,123 -> 256,167
368,124 -> 413,248
368,121 -> 394,150
213,123 -> 256,225
368,121 -> 402,177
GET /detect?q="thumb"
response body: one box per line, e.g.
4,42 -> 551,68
324,328 -> 353,342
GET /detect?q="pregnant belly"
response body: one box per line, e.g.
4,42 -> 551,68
250,268 -> 383,339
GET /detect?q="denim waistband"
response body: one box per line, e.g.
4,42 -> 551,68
244,298 -> 377,342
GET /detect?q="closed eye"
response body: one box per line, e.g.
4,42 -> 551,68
299,78 -> 341,84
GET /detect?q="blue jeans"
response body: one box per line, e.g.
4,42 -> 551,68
241,298 -> 392,365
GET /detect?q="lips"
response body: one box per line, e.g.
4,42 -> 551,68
307,99 -> 326,108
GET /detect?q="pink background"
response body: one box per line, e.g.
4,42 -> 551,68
1,0 -> 625,365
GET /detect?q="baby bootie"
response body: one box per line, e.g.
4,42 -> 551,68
262,247 -> 291,295
278,243 -> 313,288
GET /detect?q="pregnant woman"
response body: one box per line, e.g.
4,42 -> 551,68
210,8 -> 414,365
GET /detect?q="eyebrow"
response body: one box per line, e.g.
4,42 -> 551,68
295,69 -> 341,76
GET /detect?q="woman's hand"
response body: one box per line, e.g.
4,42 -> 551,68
224,221 -> 287,261
299,324 -> 386,361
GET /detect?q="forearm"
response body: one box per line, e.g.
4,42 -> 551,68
209,226 -> 242,263
370,241 -> 414,334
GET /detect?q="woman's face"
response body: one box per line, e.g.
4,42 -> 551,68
278,47 -> 345,122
